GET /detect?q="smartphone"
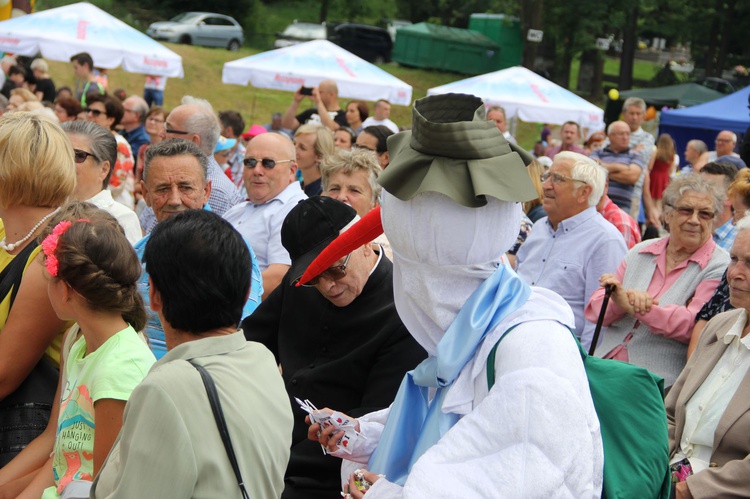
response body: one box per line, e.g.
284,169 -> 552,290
300,86 -> 314,96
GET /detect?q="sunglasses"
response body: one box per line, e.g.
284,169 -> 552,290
243,158 -> 294,169
84,108 -> 104,117
668,204 -> 715,221
73,149 -> 98,164
162,123 -> 190,135
298,253 -> 352,287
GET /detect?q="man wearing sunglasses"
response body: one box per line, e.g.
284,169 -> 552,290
224,133 -> 308,299
241,196 -> 425,499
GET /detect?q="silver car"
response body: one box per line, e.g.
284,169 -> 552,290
274,22 -> 326,49
147,12 -> 244,51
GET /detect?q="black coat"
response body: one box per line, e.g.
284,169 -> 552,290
242,253 -> 426,499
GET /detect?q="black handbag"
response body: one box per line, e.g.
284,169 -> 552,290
189,360 -> 250,499
0,240 -> 59,467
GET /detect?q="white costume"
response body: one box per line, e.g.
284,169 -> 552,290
335,191 -> 604,498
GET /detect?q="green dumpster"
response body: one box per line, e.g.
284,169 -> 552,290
468,14 -> 522,70
392,23 -> 501,75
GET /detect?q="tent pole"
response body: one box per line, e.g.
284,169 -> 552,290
251,91 -> 257,123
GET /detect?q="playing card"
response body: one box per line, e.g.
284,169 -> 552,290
298,399 -> 364,455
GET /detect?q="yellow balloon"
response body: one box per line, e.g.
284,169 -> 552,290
608,89 -> 619,101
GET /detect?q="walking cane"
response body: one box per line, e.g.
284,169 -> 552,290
588,284 -> 613,356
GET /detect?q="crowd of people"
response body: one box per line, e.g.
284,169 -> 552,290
0,50 -> 749,499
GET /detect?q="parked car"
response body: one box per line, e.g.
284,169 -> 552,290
274,21 -> 326,49
328,24 -> 392,63
147,12 -> 244,51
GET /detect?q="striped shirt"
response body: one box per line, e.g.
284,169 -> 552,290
590,146 -> 646,212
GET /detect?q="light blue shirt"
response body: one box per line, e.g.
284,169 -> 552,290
516,207 -> 627,349
134,205 -> 263,359
222,182 -> 307,270
713,218 -> 737,252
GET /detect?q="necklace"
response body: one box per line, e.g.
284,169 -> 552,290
0,207 -> 61,252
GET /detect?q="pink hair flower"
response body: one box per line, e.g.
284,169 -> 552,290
41,220 -> 72,277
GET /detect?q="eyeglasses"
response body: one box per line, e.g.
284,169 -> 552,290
73,149 -> 98,164
243,157 -> 294,169
163,123 -> 189,135
716,139 -> 734,144
540,172 -> 587,185
84,108 -> 104,117
667,204 -> 715,221
353,144 -> 377,153
298,253 -> 352,287
146,116 -> 164,124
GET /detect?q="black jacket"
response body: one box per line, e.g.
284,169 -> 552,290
242,253 -> 426,499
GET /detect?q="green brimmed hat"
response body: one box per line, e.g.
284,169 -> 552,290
378,93 -> 538,208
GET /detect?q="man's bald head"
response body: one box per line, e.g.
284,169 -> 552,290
607,120 -> 630,151
318,80 -> 339,109
243,133 -> 298,205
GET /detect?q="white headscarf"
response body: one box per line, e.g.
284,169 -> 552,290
381,190 -> 521,356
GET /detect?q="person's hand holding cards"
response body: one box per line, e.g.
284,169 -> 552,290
298,398 -> 361,454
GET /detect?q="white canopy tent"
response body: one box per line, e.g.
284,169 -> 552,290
0,2 -> 183,77
428,66 -> 604,131
223,40 -> 412,105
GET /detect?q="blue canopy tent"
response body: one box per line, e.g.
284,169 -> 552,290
659,86 -> 750,165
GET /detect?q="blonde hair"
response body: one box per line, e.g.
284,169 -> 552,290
0,112 -> 76,209
295,123 -> 335,163
523,159 -> 545,214
10,87 -> 38,103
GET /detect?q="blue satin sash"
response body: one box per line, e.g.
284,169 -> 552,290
368,264 -> 531,485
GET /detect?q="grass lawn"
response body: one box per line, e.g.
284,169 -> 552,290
44,42 -> 658,151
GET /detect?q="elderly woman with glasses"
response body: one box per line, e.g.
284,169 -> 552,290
586,174 -> 730,387
83,94 -> 136,211
62,121 -> 142,244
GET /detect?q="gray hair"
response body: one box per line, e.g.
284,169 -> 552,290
687,139 -> 708,155
622,97 -> 646,112
126,96 -> 149,124
719,131 -> 738,144
1,55 -> 17,67
663,173 -> 724,222
556,151 -> 606,207
62,120 -> 117,188
144,138 -> 208,182
486,105 -> 506,119
180,96 -> 220,156
321,148 -> 382,205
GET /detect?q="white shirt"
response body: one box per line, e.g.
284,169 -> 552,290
222,182 -> 307,270
88,189 -> 142,245
361,117 -> 399,134
672,309 -> 750,473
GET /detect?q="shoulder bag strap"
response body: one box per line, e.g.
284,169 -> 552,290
188,360 -> 250,499
487,324 -> 582,389
0,240 -> 40,309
